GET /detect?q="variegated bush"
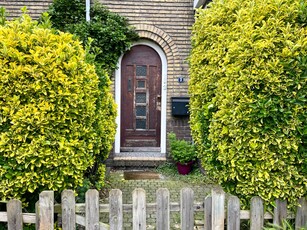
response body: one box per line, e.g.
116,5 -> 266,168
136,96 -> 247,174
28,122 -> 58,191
189,0 -> 307,208
0,13 -> 116,201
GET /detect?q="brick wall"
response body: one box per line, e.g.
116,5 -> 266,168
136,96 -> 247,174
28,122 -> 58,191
0,0 -> 53,20
99,0 -> 195,140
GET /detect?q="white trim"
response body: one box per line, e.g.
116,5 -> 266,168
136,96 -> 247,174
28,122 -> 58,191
86,0 -> 90,21
114,40 -> 167,154
194,0 -> 206,8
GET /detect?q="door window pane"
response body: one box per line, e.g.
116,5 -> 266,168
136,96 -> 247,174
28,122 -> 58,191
136,106 -> 146,116
136,65 -> 147,76
137,81 -> 146,88
136,93 -> 146,103
136,119 -> 146,129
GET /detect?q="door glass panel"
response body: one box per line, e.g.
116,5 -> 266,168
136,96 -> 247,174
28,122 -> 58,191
136,119 -> 146,129
137,81 -> 145,88
136,93 -> 146,103
136,106 -> 146,116
136,65 -> 147,77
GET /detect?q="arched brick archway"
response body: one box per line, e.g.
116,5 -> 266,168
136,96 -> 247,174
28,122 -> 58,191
133,23 -> 181,70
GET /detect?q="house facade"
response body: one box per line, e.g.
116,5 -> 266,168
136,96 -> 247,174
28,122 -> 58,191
1,0 -> 208,166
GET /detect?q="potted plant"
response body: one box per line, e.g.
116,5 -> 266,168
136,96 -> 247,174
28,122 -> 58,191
168,132 -> 197,175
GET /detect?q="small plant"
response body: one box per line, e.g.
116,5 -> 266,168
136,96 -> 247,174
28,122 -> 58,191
168,132 -> 197,164
264,219 -> 307,230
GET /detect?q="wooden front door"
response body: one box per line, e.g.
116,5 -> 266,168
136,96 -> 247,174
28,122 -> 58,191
121,45 -> 162,148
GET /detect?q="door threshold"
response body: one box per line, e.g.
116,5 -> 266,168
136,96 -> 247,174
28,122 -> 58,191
113,156 -> 166,161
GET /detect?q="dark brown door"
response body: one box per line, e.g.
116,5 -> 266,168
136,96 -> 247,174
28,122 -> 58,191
121,45 -> 162,148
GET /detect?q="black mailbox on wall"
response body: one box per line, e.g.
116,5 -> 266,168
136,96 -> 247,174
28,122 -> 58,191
171,97 -> 190,116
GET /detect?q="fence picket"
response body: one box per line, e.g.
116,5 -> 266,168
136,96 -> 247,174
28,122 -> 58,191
181,188 -> 194,230
204,196 -> 212,230
156,188 -> 170,230
212,188 -> 225,230
38,191 -> 54,230
7,200 -> 22,230
109,189 -> 123,230
227,196 -> 240,230
61,190 -> 75,230
1,188 -> 307,229
250,197 -> 263,230
273,199 -> 287,227
133,188 -> 146,230
295,198 -> 307,230
35,201 -> 39,230
86,189 -> 99,230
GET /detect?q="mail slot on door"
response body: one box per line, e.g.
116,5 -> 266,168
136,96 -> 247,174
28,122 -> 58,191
171,97 -> 190,116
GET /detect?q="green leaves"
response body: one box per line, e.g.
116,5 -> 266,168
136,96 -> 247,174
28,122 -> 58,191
168,133 -> 197,164
0,13 -> 116,202
0,7 -> 7,26
47,0 -> 139,73
189,0 -> 307,208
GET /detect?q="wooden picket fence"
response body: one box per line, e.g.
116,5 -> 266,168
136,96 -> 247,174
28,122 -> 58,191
0,188 -> 306,230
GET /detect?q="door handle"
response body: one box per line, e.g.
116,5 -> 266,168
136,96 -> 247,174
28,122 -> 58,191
157,95 -> 161,111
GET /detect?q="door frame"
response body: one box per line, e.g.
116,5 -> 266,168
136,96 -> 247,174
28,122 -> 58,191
114,40 -> 167,154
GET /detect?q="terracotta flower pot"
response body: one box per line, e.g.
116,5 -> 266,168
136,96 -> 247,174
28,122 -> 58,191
176,161 -> 194,175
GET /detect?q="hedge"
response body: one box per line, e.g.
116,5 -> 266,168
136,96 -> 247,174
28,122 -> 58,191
0,12 -> 116,201
189,0 -> 307,207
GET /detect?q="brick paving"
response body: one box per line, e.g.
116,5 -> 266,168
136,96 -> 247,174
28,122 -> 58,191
99,170 -> 216,230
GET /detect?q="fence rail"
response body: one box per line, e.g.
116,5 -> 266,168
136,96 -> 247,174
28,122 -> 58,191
0,188 -> 306,230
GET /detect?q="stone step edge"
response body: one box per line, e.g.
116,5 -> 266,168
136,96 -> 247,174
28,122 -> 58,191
113,157 -> 167,161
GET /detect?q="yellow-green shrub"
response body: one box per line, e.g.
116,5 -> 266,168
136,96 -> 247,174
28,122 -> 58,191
0,13 -> 116,201
189,0 -> 307,207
